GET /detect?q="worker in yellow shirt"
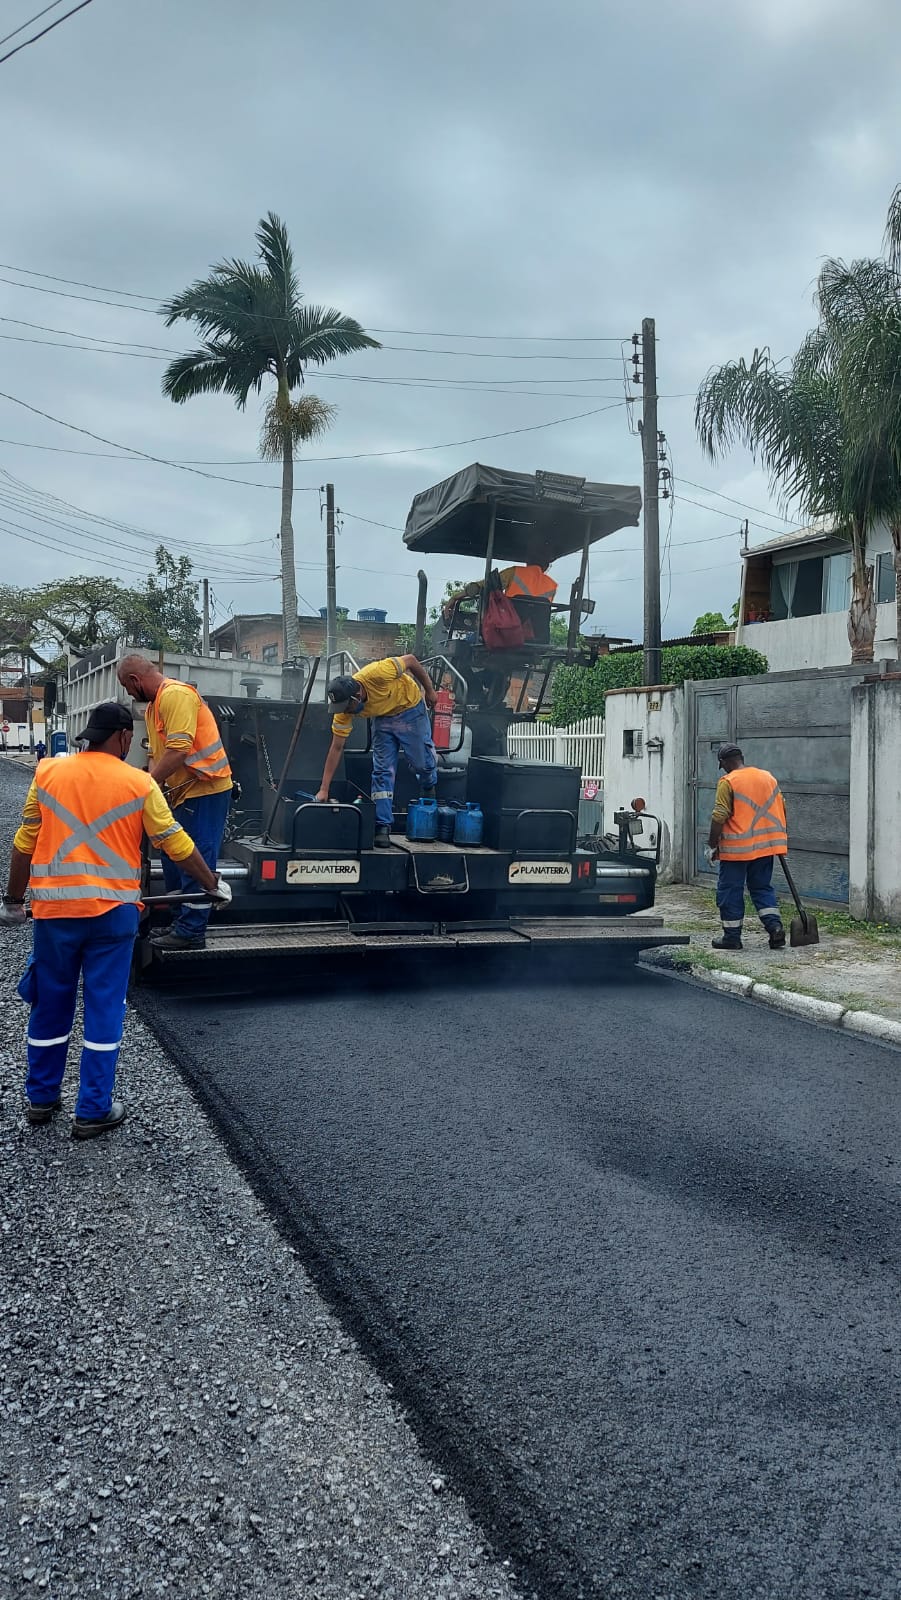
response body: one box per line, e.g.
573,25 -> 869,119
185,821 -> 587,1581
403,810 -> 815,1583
315,655 -> 438,847
117,655 -> 233,950
0,702 -> 227,1138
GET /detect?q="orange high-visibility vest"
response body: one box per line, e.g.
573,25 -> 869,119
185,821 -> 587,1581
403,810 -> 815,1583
151,680 -> 232,786
505,565 -> 558,601
28,753 -> 157,919
719,766 -> 788,860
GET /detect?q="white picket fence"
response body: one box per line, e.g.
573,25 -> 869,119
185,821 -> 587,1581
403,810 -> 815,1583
507,715 -> 605,787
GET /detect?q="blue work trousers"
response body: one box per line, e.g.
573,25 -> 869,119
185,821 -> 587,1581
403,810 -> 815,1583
370,701 -> 438,827
20,904 -> 139,1119
717,855 -> 781,932
161,789 -> 231,940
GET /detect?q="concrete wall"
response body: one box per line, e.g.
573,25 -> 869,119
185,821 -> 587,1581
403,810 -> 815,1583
850,673 -> 901,924
65,643 -> 285,767
738,601 -> 897,671
603,686 -> 685,882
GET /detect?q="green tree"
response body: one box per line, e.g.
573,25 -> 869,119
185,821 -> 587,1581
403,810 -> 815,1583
697,187 -> 901,663
814,239 -> 901,652
160,213 -> 379,661
0,577 -> 143,667
134,546 -> 202,653
692,610 -> 729,634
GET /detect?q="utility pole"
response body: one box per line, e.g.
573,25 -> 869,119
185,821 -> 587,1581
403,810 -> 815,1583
202,578 -> 210,656
639,316 -> 661,687
325,482 -> 337,666
22,647 -> 34,753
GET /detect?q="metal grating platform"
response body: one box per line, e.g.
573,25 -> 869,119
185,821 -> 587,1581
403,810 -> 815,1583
144,913 -> 687,966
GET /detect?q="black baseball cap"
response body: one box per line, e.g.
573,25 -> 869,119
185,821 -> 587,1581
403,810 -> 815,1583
78,701 -> 134,744
717,742 -> 743,763
327,674 -> 361,710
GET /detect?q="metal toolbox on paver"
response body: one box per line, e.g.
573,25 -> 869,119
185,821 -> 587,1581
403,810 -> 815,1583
465,756 -> 581,818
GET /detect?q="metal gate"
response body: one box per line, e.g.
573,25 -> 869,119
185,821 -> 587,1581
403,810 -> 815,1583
684,666 -> 869,904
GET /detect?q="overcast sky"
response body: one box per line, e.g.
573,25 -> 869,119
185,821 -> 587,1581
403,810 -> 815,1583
1,0 -> 898,641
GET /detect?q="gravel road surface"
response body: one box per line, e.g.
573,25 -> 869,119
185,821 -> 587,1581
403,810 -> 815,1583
139,949 -> 901,1600
0,759 -> 518,1600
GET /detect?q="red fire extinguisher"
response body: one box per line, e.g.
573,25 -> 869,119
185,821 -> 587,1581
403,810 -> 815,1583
432,687 -> 454,750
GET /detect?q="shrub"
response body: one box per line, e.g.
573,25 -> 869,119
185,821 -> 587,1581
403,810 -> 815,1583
550,645 -> 768,725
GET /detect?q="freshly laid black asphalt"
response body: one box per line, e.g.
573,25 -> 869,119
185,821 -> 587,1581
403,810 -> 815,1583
139,961 -> 901,1600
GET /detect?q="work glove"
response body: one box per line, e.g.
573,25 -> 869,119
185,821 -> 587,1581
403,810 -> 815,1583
703,845 -> 719,867
212,876 -> 232,906
0,899 -> 26,925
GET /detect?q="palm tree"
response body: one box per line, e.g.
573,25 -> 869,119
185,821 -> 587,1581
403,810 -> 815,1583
817,244 -> 901,654
696,343 -> 881,660
161,214 -> 380,660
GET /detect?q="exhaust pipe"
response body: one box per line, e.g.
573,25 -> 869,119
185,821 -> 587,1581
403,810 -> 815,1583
414,570 -> 428,656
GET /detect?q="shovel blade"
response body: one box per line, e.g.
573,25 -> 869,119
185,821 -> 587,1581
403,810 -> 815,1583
790,912 -> 819,947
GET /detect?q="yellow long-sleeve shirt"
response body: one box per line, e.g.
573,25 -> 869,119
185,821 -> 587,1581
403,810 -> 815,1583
13,770 -> 196,862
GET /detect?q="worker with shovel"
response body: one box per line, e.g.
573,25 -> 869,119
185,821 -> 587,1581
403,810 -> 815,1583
706,743 -> 787,952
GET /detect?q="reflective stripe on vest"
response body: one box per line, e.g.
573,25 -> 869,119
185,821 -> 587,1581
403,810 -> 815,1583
505,565 -> 558,600
719,769 -> 788,860
28,761 -> 150,917
152,683 -> 231,784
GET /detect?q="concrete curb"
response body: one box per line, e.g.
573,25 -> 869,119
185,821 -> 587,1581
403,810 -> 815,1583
842,1010 -> 901,1046
672,963 -> 901,1047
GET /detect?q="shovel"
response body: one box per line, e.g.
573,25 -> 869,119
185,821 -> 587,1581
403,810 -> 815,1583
779,856 -> 820,947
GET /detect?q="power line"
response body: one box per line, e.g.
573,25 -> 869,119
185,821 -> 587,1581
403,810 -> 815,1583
0,332 -> 634,400
675,476 -> 801,528
0,389 -> 318,490
674,491 -> 793,537
369,328 -> 628,343
0,263 -> 631,342
246,400 -> 628,462
0,476 -> 278,572
0,331 -> 169,359
0,314 -> 178,353
0,0 -> 94,67
0,0 -> 65,50
0,388 -> 627,471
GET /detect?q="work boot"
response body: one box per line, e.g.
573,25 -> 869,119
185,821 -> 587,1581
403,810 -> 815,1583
711,932 -> 743,951
765,920 -> 786,949
374,826 -> 392,849
71,1101 -> 126,1141
150,930 -> 206,951
421,785 -> 436,801
25,1096 -> 62,1126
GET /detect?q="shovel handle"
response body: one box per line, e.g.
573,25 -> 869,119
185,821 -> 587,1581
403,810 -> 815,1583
778,855 -> 809,933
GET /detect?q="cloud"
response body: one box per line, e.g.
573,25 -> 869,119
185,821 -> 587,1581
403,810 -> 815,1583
0,0 -> 899,642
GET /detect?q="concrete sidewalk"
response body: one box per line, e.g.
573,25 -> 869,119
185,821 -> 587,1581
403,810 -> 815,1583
654,882 -> 901,1026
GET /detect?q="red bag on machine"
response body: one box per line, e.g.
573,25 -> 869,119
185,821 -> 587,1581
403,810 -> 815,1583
482,589 -> 527,651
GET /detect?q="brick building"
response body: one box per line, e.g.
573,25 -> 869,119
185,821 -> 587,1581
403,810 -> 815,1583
210,612 -> 408,667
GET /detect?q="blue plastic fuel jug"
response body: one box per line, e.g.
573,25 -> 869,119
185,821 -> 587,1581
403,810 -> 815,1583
406,796 -> 438,841
454,802 -> 484,847
436,803 -> 457,844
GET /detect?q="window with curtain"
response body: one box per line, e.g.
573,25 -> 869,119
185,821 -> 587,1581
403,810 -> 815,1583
822,550 -> 852,613
770,554 -> 826,618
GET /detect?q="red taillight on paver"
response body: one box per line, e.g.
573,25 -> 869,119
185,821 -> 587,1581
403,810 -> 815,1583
261,859 -> 277,881
617,894 -> 637,903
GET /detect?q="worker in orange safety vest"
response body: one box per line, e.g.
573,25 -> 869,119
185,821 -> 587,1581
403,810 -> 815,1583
117,654 -> 233,951
441,561 -> 558,621
0,702 -> 229,1138
706,742 -> 787,952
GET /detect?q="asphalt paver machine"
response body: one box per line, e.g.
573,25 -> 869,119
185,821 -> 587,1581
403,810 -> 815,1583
139,463 -> 687,977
